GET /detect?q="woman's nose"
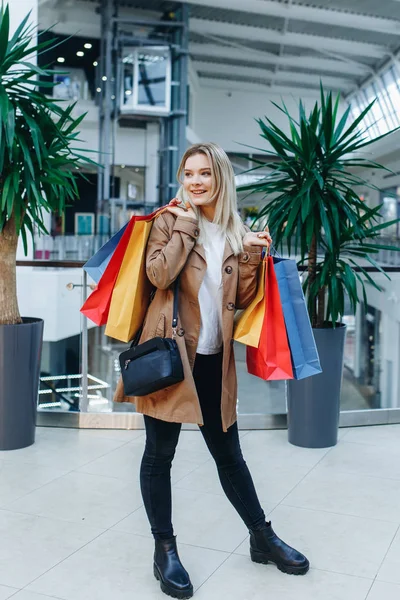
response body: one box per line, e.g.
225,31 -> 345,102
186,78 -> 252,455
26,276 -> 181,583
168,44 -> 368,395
192,173 -> 201,184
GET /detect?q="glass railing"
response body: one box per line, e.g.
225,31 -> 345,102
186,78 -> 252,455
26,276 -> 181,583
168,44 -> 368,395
15,260 -> 400,428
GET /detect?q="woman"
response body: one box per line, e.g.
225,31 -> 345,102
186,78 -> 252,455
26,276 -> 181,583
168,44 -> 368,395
114,142 -> 309,599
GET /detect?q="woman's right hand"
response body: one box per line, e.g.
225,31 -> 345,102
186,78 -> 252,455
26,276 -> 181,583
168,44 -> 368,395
166,198 -> 197,220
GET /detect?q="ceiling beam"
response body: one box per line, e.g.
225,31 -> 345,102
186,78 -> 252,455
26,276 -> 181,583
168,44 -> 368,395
199,77 -> 321,97
185,0 -> 400,35
194,60 -> 354,91
190,18 -> 387,59
190,43 -> 371,77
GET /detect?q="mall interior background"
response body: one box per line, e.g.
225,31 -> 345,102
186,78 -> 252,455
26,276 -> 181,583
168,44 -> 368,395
14,0 -> 400,428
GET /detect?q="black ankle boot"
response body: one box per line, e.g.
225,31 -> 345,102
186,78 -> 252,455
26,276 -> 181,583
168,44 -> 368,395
153,536 -> 193,599
250,522 -> 309,575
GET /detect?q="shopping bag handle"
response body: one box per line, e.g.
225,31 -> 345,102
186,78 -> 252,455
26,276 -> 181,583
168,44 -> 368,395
262,245 -> 281,259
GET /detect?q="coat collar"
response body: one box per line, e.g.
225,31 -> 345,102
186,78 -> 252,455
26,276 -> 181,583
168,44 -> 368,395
193,239 -> 234,264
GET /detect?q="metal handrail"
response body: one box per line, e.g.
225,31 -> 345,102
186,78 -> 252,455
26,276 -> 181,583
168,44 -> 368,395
15,259 -> 400,273
16,260 -> 85,268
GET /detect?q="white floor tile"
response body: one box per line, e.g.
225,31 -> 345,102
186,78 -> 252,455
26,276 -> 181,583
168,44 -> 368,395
0,460 -> 66,507
377,526 -> 400,584
235,505 -> 397,579
283,466 -> 400,522
37,426 -> 145,443
9,592 -> 64,600
0,585 -> 18,600
340,425 -> 400,448
0,510 -> 102,588
76,435 -> 211,486
239,429 -> 330,468
175,449 -> 310,506
317,441 -> 400,480
113,487 -> 249,552
367,581 -> 400,600
0,430 -> 127,471
28,530 -> 228,600
194,553 -> 372,600
5,471 -> 142,529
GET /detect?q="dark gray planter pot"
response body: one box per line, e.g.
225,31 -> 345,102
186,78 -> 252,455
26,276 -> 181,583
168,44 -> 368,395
0,317 -> 44,451
287,323 -> 347,449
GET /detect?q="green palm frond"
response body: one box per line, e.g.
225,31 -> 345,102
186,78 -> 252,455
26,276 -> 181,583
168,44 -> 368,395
0,4 -> 97,246
238,84 -> 400,327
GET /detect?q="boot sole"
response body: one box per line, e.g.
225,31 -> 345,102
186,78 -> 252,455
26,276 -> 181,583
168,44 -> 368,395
250,549 -> 309,575
153,563 -> 194,599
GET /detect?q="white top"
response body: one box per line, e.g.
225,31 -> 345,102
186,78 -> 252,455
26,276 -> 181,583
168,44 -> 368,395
197,220 -> 226,355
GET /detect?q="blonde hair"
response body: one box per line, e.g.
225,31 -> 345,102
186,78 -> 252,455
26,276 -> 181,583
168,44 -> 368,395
175,142 -> 246,255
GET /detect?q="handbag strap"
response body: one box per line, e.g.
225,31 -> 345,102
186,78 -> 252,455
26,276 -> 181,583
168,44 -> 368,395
172,276 -> 179,339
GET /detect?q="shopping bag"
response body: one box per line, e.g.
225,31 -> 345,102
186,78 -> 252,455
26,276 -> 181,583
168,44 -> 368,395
234,258 -> 267,348
80,217 -> 136,325
273,256 -> 322,380
104,218 -> 155,342
246,256 -> 294,381
83,223 -> 128,284
81,207 -> 167,327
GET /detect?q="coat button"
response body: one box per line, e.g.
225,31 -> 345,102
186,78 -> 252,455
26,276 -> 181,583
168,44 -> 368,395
241,253 -> 250,263
230,338 -> 234,345
177,328 -> 185,336
227,302 -> 235,311
225,266 -> 233,274
194,228 -> 200,237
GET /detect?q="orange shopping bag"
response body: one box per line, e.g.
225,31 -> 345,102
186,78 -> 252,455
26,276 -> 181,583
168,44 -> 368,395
104,207 -> 167,342
233,258 -> 267,348
80,217 -> 137,325
246,256 -> 294,381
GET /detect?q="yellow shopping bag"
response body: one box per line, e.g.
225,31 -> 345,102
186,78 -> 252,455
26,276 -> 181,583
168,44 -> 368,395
105,208 -> 166,342
233,258 -> 267,348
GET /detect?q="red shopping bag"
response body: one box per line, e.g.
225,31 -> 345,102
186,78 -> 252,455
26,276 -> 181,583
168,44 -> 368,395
246,256 -> 294,381
81,207 -> 167,326
80,217 -> 136,325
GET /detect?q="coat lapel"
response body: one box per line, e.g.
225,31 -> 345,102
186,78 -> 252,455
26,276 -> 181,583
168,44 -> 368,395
193,243 -> 206,262
223,239 -> 234,264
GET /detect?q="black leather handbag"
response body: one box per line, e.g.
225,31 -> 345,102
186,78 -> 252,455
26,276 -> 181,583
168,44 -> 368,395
119,278 -> 184,397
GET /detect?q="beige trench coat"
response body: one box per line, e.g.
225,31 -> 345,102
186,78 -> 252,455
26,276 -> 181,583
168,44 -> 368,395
113,211 -> 261,432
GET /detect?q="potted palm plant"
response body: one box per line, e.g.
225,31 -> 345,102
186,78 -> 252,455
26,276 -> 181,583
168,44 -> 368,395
0,4 -> 95,450
238,85 -> 400,448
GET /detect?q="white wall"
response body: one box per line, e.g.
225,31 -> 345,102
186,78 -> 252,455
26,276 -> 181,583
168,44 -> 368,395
357,275 -> 400,408
190,83 -> 324,153
10,0 -> 37,31
16,269 -> 95,342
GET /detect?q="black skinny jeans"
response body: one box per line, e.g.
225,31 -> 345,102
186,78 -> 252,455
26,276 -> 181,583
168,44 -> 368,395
140,352 -> 266,540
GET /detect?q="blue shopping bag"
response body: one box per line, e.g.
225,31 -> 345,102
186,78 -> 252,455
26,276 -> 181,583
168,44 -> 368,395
83,223 -> 128,283
273,256 -> 322,380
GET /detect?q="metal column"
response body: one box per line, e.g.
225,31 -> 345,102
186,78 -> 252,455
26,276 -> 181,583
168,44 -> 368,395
157,3 -> 189,205
98,0 -> 117,220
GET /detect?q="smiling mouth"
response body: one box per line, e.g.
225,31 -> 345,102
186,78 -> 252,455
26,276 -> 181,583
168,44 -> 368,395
191,190 -> 206,195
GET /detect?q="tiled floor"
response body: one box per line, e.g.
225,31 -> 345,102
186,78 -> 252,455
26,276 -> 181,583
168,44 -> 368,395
0,424 -> 400,600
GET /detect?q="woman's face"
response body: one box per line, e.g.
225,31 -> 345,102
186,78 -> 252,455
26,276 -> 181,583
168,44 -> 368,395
183,153 -> 216,209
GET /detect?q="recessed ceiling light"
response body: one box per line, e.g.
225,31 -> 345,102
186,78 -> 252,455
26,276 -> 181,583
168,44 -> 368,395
84,43 -> 92,49
111,95 -> 116,100
121,164 -> 125,168
102,76 -> 107,81
96,87 -> 101,93
125,90 -> 132,95
93,61 -> 98,67
76,51 -> 84,57
57,57 -> 65,63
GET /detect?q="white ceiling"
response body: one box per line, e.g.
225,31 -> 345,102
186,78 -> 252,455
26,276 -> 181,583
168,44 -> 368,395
184,0 -> 400,96
40,0 -> 400,96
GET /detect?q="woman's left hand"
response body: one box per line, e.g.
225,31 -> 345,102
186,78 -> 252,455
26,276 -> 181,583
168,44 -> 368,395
243,226 -> 272,249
